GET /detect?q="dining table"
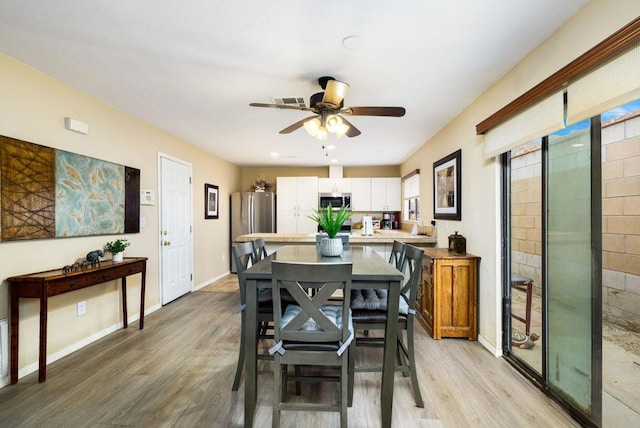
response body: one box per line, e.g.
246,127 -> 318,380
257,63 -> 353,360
242,245 -> 404,427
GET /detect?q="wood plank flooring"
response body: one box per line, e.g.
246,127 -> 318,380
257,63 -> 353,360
0,275 -> 580,427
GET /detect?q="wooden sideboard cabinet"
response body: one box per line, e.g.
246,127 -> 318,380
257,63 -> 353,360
417,248 -> 480,340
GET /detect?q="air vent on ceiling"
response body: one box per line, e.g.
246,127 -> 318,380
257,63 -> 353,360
271,97 -> 306,108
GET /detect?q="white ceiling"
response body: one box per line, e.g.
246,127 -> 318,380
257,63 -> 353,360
0,1 -> 588,167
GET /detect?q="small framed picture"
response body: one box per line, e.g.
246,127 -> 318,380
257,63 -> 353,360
433,149 -> 461,220
205,183 -> 219,219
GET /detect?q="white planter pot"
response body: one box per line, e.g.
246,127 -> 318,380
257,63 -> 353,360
112,252 -> 124,262
318,238 -> 343,257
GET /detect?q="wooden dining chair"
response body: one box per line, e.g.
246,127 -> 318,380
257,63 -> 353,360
269,260 -> 353,427
348,244 -> 425,408
231,242 -> 274,391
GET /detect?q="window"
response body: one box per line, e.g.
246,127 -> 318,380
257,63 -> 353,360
402,170 -> 420,222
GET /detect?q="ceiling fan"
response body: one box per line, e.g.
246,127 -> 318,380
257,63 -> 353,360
249,76 -> 406,140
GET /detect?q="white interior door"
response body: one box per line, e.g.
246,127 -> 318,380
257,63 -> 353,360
159,154 -> 193,305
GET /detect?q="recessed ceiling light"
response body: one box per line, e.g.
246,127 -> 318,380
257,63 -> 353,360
330,159 -> 339,163
342,35 -> 361,50
325,145 -> 336,150
270,152 -> 279,157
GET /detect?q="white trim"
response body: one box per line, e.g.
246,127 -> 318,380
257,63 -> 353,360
157,152 -> 194,305
9,303 -> 161,384
478,334 -> 503,357
194,271 -> 231,291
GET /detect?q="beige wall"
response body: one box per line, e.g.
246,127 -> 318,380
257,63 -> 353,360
0,53 -> 241,379
400,0 -> 640,352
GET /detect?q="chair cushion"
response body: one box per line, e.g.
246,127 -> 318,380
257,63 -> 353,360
280,304 -> 347,331
257,288 -> 296,303
350,289 -> 409,315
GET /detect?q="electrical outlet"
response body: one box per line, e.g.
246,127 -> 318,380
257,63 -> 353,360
221,254 -> 226,262
77,301 -> 86,316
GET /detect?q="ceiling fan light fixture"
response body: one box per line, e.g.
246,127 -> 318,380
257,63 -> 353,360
334,122 -> 350,138
316,127 -> 328,141
323,80 -> 350,107
325,114 -> 342,131
303,117 -> 321,135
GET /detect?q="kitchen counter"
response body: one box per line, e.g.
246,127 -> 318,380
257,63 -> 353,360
235,229 -> 437,246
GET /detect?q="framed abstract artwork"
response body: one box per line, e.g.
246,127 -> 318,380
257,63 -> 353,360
204,183 -> 219,219
433,149 -> 461,220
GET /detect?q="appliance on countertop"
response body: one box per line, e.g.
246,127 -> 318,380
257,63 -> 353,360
381,213 -> 392,230
230,191 -> 275,273
362,216 -> 373,236
318,193 -> 352,233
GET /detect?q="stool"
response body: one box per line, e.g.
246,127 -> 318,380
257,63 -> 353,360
511,274 -> 533,336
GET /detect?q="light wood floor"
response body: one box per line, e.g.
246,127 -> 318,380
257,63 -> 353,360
0,275 -> 580,427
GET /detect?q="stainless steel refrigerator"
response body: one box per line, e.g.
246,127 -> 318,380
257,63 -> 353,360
230,191 -> 275,272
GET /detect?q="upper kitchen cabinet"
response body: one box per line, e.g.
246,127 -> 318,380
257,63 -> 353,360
370,177 -> 401,211
350,178 -> 372,211
318,178 -> 352,194
276,176 -> 319,234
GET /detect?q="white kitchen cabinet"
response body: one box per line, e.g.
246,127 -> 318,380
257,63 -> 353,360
318,178 -> 352,194
350,178 -> 372,211
370,177 -> 401,211
276,177 -> 319,233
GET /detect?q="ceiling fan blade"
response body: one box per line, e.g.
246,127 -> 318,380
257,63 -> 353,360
279,115 -> 317,134
250,102 -> 314,112
322,80 -> 350,108
342,106 -> 406,117
340,117 -> 361,137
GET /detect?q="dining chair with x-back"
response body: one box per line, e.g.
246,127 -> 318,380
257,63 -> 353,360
231,241 -> 274,391
269,260 -> 354,427
348,243 -> 425,407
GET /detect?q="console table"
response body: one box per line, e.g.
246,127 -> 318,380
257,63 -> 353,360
8,256 -> 147,384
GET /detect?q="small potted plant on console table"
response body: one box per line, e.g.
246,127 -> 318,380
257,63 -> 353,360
104,238 -> 130,262
308,204 -> 352,256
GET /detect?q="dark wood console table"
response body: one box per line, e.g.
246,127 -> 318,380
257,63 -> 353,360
8,256 -> 147,384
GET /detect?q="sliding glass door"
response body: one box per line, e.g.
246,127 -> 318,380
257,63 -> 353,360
546,118 -> 601,421
504,117 -> 602,426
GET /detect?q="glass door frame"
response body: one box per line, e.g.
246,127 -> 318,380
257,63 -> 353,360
501,116 -> 603,427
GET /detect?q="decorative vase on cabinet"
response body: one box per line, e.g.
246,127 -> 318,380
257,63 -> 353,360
419,248 -> 480,340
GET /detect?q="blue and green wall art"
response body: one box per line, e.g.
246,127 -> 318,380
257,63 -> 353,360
0,135 -> 140,241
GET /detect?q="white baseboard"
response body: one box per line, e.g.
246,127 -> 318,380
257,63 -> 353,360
194,270 -> 230,291
8,304 -> 161,385
478,334 -> 503,357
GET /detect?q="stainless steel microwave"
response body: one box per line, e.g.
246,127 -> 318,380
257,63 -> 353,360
319,193 -> 351,210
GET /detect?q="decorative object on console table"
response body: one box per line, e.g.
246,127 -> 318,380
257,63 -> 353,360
85,249 -> 103,267
104,238 -> 130,262
418,248 -> 479,340
448,231 -> 466,253
433,149 -> 461,220
307,204 -> 353,256
204,183 -> 219,219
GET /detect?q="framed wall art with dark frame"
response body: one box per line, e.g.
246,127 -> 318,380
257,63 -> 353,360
204,183 -> 219,219
433,149 -> 461,220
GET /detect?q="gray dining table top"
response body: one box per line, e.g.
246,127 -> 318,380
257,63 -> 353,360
243,245 -> 404,283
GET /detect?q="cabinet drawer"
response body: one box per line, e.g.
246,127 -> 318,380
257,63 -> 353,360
50,276 -> 93,295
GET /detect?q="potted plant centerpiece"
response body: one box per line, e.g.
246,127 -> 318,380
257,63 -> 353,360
308,204 -> 353,256
104,238 -> 130,262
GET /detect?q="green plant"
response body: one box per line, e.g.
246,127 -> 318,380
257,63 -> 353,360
307,204 -> 353,239
104,238 -> 130,254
